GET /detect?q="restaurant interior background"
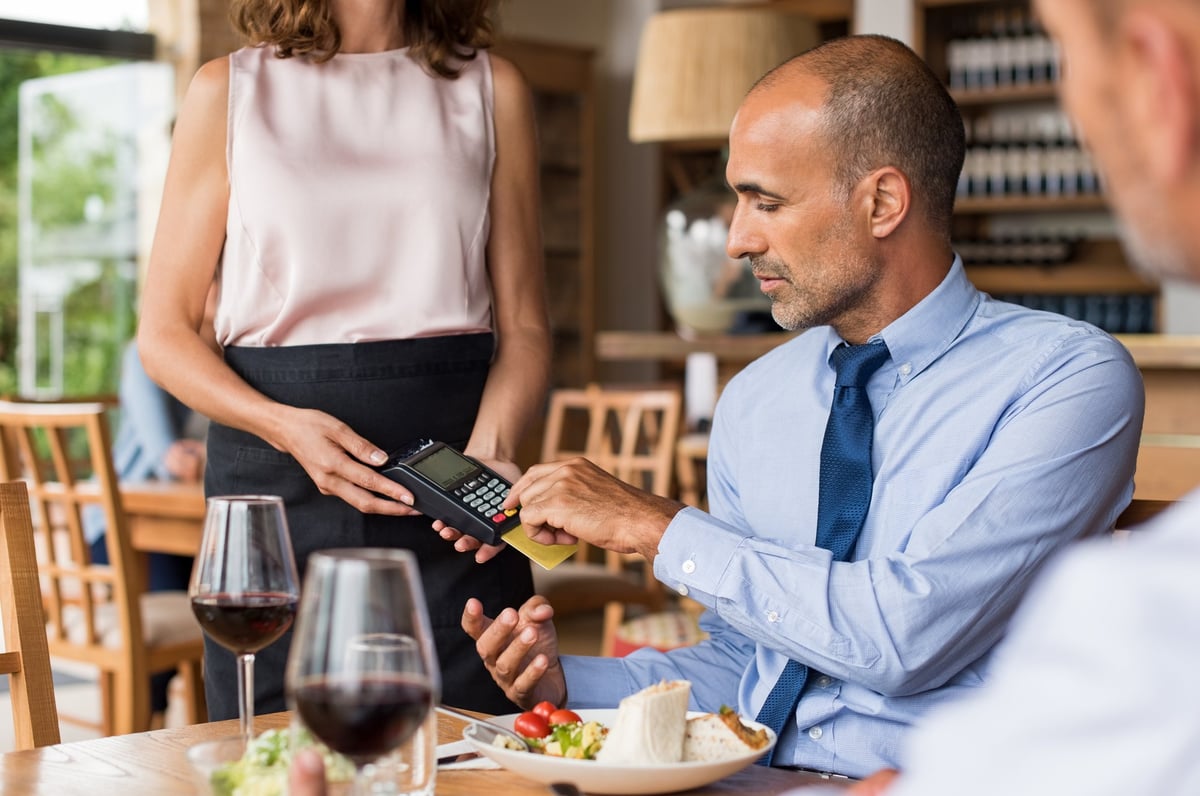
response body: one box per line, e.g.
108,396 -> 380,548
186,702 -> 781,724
2,0 -> 1200,752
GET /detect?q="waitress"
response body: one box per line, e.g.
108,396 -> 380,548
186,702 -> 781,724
136,0 -> 550,717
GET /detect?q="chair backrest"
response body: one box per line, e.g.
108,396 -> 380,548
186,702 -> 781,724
0,401 -> 149,724
541,384 -> 682,499
539,385 -> 683,655
0,480 -> 61,748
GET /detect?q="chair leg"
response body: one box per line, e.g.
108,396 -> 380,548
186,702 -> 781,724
99,671 -> 115,737
177,658 -> 208,725
111,669 -> 153,735
601,602 -> 625,658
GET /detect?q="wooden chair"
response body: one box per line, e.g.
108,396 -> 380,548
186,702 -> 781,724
533,384 -> 696,656
0,401 -> 206,736
1,481 -> 61,749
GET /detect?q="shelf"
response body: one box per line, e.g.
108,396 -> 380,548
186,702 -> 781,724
955,194 -> 1109,213
966,262 -> 1159,295
597,330 -> 1200,371
597,331 -> 797,366
951,82 -> 1058,106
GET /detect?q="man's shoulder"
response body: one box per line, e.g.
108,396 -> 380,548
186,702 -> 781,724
975,296 -> 1123,347
967,298 -> 1138,373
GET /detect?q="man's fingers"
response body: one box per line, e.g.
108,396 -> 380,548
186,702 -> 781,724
491,624 -> 540,684
507,653 -> 551,704
461,598 -> 492,641
516,595 -> 554,623
504,459 -> 578,508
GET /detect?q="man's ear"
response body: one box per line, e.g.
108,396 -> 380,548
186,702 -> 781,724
862,166 -> 909,240
1120,9 -> 1198,184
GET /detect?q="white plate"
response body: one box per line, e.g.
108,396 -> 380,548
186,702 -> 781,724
462,709 -> 775,795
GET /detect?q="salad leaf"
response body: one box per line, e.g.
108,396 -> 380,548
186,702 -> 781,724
209,728 -> 354,796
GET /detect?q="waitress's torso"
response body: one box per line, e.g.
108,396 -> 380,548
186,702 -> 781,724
217,44 -> 496,346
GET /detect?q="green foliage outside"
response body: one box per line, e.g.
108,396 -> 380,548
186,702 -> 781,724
0,49 -> 128,398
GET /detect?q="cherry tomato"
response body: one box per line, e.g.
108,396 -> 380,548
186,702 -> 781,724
531,700 -> 557,720
548,708 -> 582,726
513,711 -> 550,739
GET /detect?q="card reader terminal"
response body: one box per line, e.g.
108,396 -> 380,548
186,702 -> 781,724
376,439 -> 521,545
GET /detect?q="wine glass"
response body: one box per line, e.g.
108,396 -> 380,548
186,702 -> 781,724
189,495 -> 300,745
287,549 -> 439,794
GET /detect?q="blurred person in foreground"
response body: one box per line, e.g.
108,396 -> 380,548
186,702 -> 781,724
822,2 -> 1200,795
137,0 -> 551,718
458,35 -> 1144,778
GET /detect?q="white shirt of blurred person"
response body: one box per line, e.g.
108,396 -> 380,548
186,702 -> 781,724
789,1 -> 1200,794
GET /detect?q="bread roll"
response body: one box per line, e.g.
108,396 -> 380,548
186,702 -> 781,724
683,706 -> 771,762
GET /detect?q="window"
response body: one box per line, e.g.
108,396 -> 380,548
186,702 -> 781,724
0,5 -> 171,398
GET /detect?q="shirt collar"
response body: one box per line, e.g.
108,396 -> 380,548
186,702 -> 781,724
820,255 -> 980,386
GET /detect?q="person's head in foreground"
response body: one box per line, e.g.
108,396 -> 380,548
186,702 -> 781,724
1036,0 -> 1200,282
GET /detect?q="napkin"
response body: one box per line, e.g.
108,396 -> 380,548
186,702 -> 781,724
436,740 -> 500,770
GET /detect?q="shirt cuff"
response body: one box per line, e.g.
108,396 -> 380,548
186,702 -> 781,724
560,655 -> 637,709
654,506 -> 747,602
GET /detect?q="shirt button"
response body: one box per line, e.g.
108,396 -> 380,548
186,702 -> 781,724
677,584 -> 690,597
766,610 -> 780,623
808,726 -> 823,740
682,559 -> 696,575
815,676 -> 832,688
898,363 -> 912,376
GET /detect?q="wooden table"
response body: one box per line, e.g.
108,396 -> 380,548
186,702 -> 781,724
0,711 -> 844,795
120,481 -> 206,557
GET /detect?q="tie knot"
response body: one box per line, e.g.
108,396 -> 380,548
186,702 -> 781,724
830,340 -> 890,387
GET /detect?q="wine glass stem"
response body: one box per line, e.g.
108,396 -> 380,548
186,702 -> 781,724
237,652 -> 255,743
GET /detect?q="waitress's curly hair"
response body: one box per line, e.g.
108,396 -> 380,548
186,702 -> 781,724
229,0 -> 494,78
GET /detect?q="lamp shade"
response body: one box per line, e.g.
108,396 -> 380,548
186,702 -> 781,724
629,7 -> 820,143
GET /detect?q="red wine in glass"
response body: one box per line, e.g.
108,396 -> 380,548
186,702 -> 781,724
190,592 -> 298,653
287,549 -> 439,794
190,496 -> 300,745
292,673 -> 432,766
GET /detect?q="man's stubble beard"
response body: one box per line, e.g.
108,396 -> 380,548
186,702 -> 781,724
756,250 -> 882,333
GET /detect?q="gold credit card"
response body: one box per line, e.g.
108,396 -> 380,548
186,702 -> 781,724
501,525 -> 578,570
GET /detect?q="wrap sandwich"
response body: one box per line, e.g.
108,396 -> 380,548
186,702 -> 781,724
595,680 -> 691,764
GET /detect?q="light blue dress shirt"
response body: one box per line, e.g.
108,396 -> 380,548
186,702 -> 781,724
560,258 -> 1144,777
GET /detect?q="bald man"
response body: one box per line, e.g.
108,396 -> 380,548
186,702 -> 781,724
461,34 -> 1143,778
839,2 -> 1200,795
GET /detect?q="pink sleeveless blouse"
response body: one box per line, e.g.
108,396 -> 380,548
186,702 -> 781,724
214,45 -> 495,346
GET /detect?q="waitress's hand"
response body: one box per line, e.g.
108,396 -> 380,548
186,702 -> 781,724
273,405 -> 421,516
433,456 -> 519,563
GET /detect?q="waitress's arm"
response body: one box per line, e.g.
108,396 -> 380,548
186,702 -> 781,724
463,54 -> 553,475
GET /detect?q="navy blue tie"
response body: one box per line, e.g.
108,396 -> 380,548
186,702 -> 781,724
755,340 -> 890,765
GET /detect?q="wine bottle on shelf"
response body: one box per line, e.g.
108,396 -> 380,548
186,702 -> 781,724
1008,6 -> 1032,86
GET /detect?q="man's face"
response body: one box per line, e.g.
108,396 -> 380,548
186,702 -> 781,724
724,77 -> 883,337
1036,0 -> 1193,279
